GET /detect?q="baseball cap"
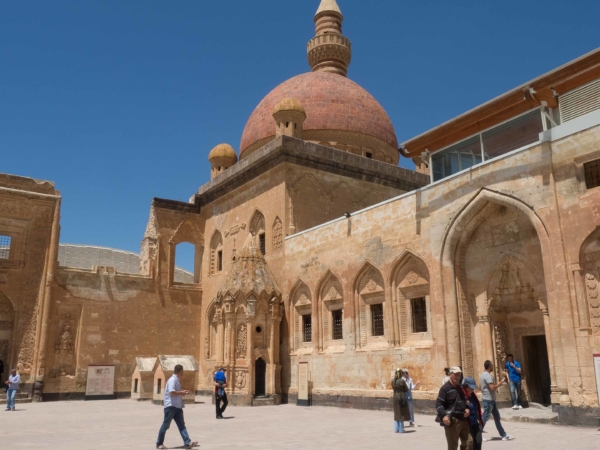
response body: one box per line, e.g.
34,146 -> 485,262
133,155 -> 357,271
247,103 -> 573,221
449,366 -> 462,374
463,377 -> 477,390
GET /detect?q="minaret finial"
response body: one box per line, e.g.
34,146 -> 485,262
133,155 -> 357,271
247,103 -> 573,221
307,0 -> 352,77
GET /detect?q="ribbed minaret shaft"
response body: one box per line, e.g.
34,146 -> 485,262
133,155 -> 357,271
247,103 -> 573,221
307,0 -> 352,77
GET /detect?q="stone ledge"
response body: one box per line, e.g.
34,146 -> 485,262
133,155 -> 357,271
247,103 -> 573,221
196,136 -> 428,206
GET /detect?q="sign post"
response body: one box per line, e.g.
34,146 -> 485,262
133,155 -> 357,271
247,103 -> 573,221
85,365 -> 116,400
297,361 -> 310,406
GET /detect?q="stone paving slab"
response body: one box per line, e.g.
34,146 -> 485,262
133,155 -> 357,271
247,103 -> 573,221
498,407 -> 558,425
1,396 -> 599,449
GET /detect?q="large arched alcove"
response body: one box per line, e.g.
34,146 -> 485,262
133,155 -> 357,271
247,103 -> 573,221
0,292 -> 15,384
440,189 -> 559,404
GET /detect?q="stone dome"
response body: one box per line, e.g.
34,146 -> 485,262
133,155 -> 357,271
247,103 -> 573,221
239,71 -> 399,163
272,97 -> 306,116
208,143 -> 237,162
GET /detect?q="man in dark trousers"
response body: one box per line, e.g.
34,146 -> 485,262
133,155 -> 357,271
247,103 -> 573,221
505,354 -> 523,409
436,366 -> 470,450
214,368 -> 228,419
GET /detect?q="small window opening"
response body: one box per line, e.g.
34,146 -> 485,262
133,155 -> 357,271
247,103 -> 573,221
295,123 -> 297,129
302,314 -> 312,342
174,242 -> 195,284
259,233 -> 266,255
411,297 -> 428,333
134,378 -> 139,393
584,159 -> 600,189
0,235 -> 11,260
371,303 -> 384,336
217,250 -> 223,272
218,166 -> 221,171
256,325 -> 262,333
157,378 -> 162,394
332,309 -> 343,340
286,122 -> 289,128
365,152 -> 373,159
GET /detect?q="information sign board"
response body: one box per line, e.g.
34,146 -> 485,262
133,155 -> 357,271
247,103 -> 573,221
85,365 -> 115,400
297,362 -> 309,406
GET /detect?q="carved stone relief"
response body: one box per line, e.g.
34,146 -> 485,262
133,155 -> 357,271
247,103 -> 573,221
493,322 -> 508,375
490,259 -> 537,313
236,324 -> 247,359
54,314 -> 74,354
235,370 -> 247,389
583,252 -> 600,334
273,217 -> 283,250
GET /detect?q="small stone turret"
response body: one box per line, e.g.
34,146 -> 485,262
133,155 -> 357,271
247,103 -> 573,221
272,98 -> 306,139
208,143 -> 237,180
307,0 -> 352,76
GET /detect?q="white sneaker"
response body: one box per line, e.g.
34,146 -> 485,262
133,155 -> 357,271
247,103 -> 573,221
502,434 -> 514,441
518,405 -> 523,409
512,405 -> 518,410
483,438 -> 487,442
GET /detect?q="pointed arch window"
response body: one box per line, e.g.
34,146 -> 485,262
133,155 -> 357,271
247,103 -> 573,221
210,231 -> 223,275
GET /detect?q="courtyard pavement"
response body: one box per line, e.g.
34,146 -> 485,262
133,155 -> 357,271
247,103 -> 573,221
1,396 -> 599,449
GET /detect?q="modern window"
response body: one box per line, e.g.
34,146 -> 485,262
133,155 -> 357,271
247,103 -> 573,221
134,378 -> 139,393
371,303 -> 384,336
432,109 -> 544,182
157,378 -> 162,394
259,232 -> 266,255
302,314 -> 312,343
0,235 -> 10,260
584,159 -> 600,189
332,309 -> 343,340
411,297 -> 428,333
217,250 -> 223,272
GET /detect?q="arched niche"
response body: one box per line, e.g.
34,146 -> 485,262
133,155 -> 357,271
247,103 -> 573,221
210,230 -> 223,275
317,270 -> 344,351
580,227 -> 600,334
389,251 -> 432,347
288,279 -> 312,353
352,262 -> 387,350
249,210 -> 266,255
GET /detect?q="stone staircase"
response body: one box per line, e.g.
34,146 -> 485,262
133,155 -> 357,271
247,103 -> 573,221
0,389 -> 33,405
252,396 -> 277,407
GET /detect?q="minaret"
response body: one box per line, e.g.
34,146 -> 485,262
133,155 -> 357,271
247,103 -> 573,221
307,0 -> 352,77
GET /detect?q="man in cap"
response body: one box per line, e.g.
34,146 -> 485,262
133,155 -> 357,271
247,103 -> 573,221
462,377 -> 483,450
436,366 -> 470,449
214,368 -> 228,419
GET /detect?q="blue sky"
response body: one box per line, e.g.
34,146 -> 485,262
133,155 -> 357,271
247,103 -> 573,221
2,0 -> 598,272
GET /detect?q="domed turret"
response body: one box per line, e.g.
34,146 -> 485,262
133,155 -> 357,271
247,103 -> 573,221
208,144 -> 237,180
272,97 -> 307,139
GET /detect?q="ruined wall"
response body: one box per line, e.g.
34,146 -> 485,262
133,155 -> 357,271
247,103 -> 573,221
45,203 -> 204,399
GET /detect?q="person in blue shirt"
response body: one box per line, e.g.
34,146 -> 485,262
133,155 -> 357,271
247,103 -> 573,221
505,354 -> 522,409
214,368 -> 228,419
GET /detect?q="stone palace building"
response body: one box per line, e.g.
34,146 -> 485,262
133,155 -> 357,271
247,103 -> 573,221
1,0 -> 600,425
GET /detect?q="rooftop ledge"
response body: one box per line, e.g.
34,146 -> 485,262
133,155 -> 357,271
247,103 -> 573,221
194,136 -> 428,207
286,107 -> 600,241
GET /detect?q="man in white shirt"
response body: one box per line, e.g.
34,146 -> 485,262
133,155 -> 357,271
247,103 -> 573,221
156,364 -> 198,449
480,360 -> 514,441
5,368 -> 20,411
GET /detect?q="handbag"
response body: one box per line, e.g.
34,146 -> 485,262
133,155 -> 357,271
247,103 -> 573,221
435,389 -> 460,425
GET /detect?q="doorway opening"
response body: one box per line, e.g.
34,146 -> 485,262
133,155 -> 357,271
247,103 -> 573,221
255,357 -> 266,397
522,335 -> 551,406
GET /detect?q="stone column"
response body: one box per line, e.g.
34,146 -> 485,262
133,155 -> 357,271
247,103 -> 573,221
540,302 -> 560,404
572,264 -> 590,329
216,314 -> 225,364
478,315 -> 493,362
246,297 -> 256,396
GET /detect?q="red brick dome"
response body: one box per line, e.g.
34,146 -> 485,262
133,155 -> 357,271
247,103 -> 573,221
239,72 -> 398,162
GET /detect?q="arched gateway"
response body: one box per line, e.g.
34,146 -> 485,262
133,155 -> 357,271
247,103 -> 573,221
441,189 -> 560,405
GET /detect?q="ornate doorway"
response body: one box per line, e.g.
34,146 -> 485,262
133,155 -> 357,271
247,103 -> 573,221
255,357 -> 266,397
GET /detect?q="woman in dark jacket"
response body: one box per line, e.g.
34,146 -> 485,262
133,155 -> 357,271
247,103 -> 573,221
392,368 -> 411,433
462,377 -> 484,450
